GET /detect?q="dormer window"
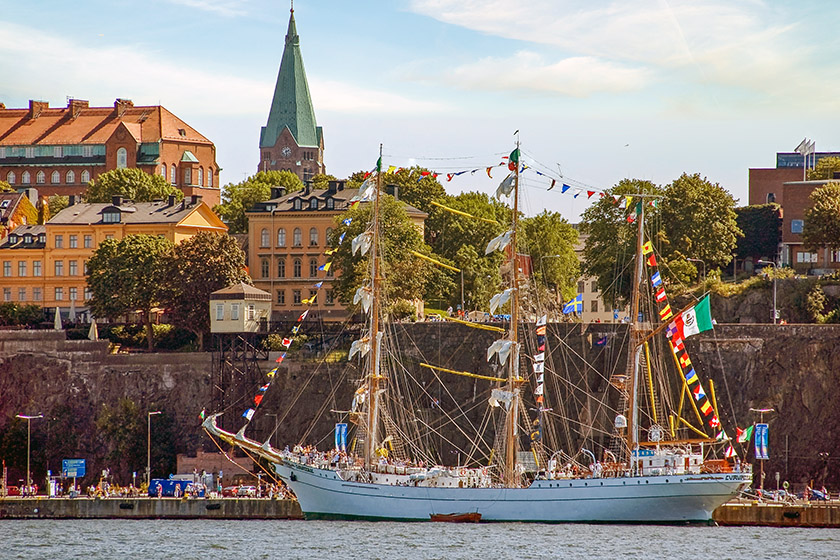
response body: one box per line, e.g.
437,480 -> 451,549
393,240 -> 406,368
326,198 -> 334,210
24,234 -> 32,244
38,234 -> 46,243
103,209 -> 121,223
293,198 -> 302,210
309,198 -> 318,210
8,234 -> 17,243
0,200 -> 9,208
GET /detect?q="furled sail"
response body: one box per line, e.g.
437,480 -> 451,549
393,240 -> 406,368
352,232 -> 373,256
489,288 -> 513,314
485,230 -> 513,255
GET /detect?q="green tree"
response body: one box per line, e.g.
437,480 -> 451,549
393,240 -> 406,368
47,195 -> 69,218
521,211 -> 580,303
581,179 -> 663,305
214,171 -> 303,233
803,182 -> 840,252
87,235 -> 174,350
0,303 -> 44,326
0,180 -> 13,192
95,398 -> 145,482
660,173 -> 741,278
311,173 -> 338,190
381,166 -> 447,215
735,204 -> 782,260
164,232 -> 250,348
331,194 -> 434,312
85,168 -> 183,203
807,157 -> 840,181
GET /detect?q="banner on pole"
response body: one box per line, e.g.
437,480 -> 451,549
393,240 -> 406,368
754,423 -> 769,460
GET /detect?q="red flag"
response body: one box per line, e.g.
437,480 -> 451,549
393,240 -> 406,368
655,287 -> 666,302
420,171 -> 431,177
647,254 -> 657,267
587,190 -> 595,199
254,394 -> 264,406
363,171 -> 371,179
486,167 -> 493,178
447,173 -> 454,182
709,415 -> 720,428
549,179 -> 556,191
281,337 -> 292,348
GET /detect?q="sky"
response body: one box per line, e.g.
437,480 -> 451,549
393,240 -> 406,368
1,0 -> 838,220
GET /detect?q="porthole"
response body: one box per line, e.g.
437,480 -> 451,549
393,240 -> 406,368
645,480 -> 649,484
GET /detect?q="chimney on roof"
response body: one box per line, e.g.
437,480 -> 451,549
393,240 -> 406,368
67,99 -> 89,119
168,194 -> 177,207
271,186 -> 287,199
68,195 -> 76,206
304,183 -> 311,195
114,98 -> 134,118
327,180 -> 341,195
385,184 -> 399,200
190,195 -> 202,206
28,100 -> 48,120
112,195 -> 123,206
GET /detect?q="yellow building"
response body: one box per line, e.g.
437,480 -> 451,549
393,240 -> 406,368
0,194 -> 226,311
247,180 -> 426,321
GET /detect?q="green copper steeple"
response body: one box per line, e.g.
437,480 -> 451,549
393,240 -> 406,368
260,8 -> 319,149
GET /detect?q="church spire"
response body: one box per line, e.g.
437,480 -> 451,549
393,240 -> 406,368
259,6 -> 319,150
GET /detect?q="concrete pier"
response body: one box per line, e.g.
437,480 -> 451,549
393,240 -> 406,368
713,501 -> 840,528
0,497 -> 303,520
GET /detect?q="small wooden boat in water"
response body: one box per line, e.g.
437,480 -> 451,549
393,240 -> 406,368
430,512 -> 481,523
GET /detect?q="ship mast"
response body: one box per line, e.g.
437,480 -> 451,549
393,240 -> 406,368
504,139 -> 521,487
625,201 -> 645,458
364,145 -> 384,470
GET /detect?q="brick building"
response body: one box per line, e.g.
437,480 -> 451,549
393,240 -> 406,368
0,195 -> 226,311
247,181 -> 426,321
258,8 -> 325,182
0,98 -> 221,205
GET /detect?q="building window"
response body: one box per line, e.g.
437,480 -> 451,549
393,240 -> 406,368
22,171 -> 31,184
18,288 -> 26,302
69,235 -> 78,248
293,228 -> 302,247
25,147 -> 34,158
215,303 -> 224,321
246,304 -> 255,321
796,251 -> 818,263
36,171 -> 45,184
171,165 -> 177,185
325,227 -> 333,243
69,260 -> 78,276
81,170 -> 90,183
229,303 -> 239,321
277,228 -> 286,247
591,300 -> 598,313
82,145 -> 92,157
7,171 -> 15,184
261,258 -> 269,278
117,147 -> 127,169
84,261 -> 89,275
326,290 -> 335,305
33,287 -> 42,301
791,220 -> 804,234
103,210 -> 121,223
309,258 -> 318,277
161,164 -> 167,181
326,263 -> 334,278
0,147 -> 4,158
326,198 -> 334,210
277,258 -> 285,278
2,261 -> 10,277
55,235 -> 63,248
84,235 -> 93,249
66,170 -> 75,184
18,261 -> 27,276
578,280 -> 585,293
2,288 -> 10,302
260,228 -> 270,247
33,261 -> 41,277
207,168 -> 213,187
55,287 -> 64,301
55,260 -> 64,276
293,290 -> 301,305
84,287 -> 92,301
53,146 -> 63,158
198,166 -> 204,186
293,258 -> 302,278
308,289 -> 317,302
51,170 -> 60,184
184,167 -> 192,185
309,227 -> 318,246
69,287 -> 78,301
277,290 -> 285,305
309,198 -> 318,210
591,281 -> 598,293
293,199 -> 302,210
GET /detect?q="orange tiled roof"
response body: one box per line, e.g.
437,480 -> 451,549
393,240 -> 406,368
0,101 -> 212,146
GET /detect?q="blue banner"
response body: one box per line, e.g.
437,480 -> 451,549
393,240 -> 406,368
754,423 -> 769,460
335,423 -> 348,452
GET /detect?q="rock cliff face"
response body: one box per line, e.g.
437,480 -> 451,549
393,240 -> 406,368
1,324 -> 837,488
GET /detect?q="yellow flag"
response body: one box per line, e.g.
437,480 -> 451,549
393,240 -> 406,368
386,165 -> 397,174
302,295 -> 317,305
625,195 -> 633,207
642,241 -> 653,255
325,248 -> 337,255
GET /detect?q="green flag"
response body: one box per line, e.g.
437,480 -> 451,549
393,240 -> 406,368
376,156 -> 382,172
509,148 -> 520,164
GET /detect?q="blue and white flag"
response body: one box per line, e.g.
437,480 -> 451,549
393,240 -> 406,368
651,272 -> 662,288
563,294 -> 583,314
335,423 -> 348,452
755,423 -> 769,460
242,408 -> 255,421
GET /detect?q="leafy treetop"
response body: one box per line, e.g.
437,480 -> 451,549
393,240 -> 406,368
85,168 -> 183,203
214,170 -> 303,233
803,182 -> 840,252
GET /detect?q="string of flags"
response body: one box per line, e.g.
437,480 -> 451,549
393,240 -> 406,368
644,240 -> 735,456
530,315 -> 548,443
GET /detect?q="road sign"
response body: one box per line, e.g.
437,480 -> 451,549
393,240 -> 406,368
62,459 -> 86,478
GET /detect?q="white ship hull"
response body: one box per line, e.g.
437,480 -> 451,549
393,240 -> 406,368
275,460 -> 751,523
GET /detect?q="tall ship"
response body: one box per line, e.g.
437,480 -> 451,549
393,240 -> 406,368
204,143 -> 751,522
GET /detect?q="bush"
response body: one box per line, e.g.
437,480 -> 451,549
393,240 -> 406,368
104,323 -> 196,350
0,303 -> 44,326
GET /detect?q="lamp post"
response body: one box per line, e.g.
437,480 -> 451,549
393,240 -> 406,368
15,414 -> 43,496
687,258 -> 706,283
146,410 -> 161,487
757,260 -> 778,324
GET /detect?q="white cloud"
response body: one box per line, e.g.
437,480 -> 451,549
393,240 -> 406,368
164,0 -> 249,17
0,21 -> 446,118
444,51 -> 651,96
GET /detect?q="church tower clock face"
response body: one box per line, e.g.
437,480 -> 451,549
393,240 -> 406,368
281,146 -> 292,157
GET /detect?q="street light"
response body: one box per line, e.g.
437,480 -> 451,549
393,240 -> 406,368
757,260 -> 778,324
15,414 -> 43,496
146,410 -> 162,486
687,258 -> 706,283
